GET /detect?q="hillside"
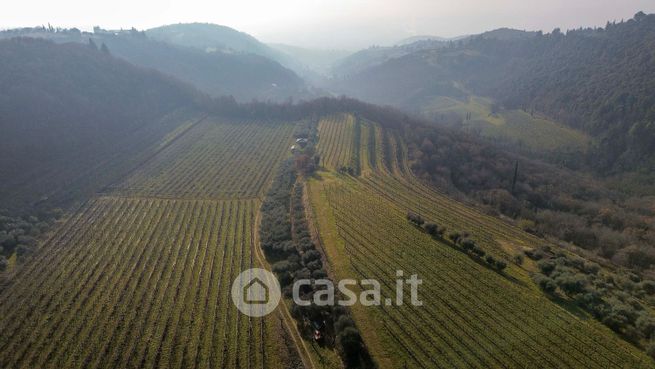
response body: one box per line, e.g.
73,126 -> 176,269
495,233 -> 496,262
0,27 -> 307,102
1,86 -> 655,367
307,113 -> 655,368
147,23 -> 315,79
331,28 -> 535,78
330,40 -> 448,78
0,116 -> 300,369
99,31 -> 307,101
4,6 -> 655,369
147,23 -> 275,57
0,37 -> 201,210
331,13 -> 655,173
396,35 -> 450,45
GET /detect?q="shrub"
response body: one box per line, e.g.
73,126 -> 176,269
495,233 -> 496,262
406,211 -> 424,225
460,239 -> 476,251
518,218 -> 536,233
16,244 -> 33,257
524,249 -> 544,260
641,280 -> 655,295
496,260 -> 508,271
535,274 -> 557,293
337,327 -> 363,367
537,260 -> 556,275
555,273 -> 588,295
602,310 -> 630,333
302,250 -> 321,264
0,255 -> 7,272
297,237 -> 315,252
485,255 -> 496,265
448,231 -> 462,244
423,222 -> 438,235
335,315 -> 355,333
306,259 -> 323,271
272,260 -> 291,274
583,262 -> 600,274
648,342 -> 655,360
636,314 -> 655,338
311,269 -> 328,279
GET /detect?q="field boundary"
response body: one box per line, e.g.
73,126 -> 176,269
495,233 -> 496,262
252,207 -> 316,369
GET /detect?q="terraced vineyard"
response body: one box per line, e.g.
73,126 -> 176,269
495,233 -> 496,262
116,118 -> 294,199
0,117 -> 296,369
317,113 -> 357,171
308,113 -> 654,368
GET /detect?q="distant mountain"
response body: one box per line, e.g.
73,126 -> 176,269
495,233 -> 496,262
0,27 -> 307,102
148,23 -> 277,58
476,27 -> 538,40
97,32 -> 307,101
396,35 -> 450,45
331,28 -> 534,78
147,23 -> 312,78
332,13 -> 655,173
268,43 -> 351,76
0,37 -> 201,209
330,40 -> 448,77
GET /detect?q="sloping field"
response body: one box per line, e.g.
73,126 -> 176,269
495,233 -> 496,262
420,95 -> 589,152
308,113 -> 652,368
317,113 -> 357,171
0,110 -> 200,209
115,118 -> 294,199
0,117 -> 297,369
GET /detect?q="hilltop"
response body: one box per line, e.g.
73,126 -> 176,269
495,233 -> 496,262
331,12 -> 655,176
0,26 -> 308,102
0,37 -> 202,210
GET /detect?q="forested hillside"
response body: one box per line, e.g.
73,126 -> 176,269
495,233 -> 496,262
146,23 -> 320,86
147,23 -> 275,56
0,37 -> 200,210
0,27 -> 307,102
330,28 -> 536,78
334,12 -> 655,173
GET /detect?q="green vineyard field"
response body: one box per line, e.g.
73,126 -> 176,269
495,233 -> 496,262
317,113 -> 356,171
0,117 -> 296,369
308,113 -> 653,368
115,118 -> 294,199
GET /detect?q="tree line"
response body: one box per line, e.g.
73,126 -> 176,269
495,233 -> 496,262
260,158 -> 374,368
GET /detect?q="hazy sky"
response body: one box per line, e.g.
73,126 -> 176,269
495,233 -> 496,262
2,0 -> 655,49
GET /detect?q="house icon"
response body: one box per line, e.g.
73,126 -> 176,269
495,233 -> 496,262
244,277 -> 269,304
232,268 -> 281,317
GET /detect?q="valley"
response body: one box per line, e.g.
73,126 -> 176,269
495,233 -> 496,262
2,6 -> 655,369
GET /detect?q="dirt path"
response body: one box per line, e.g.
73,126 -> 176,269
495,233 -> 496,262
252,207 -> 316,369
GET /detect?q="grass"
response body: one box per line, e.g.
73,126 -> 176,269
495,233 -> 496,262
307,114 -> 653,368
421,95 -> 590,152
